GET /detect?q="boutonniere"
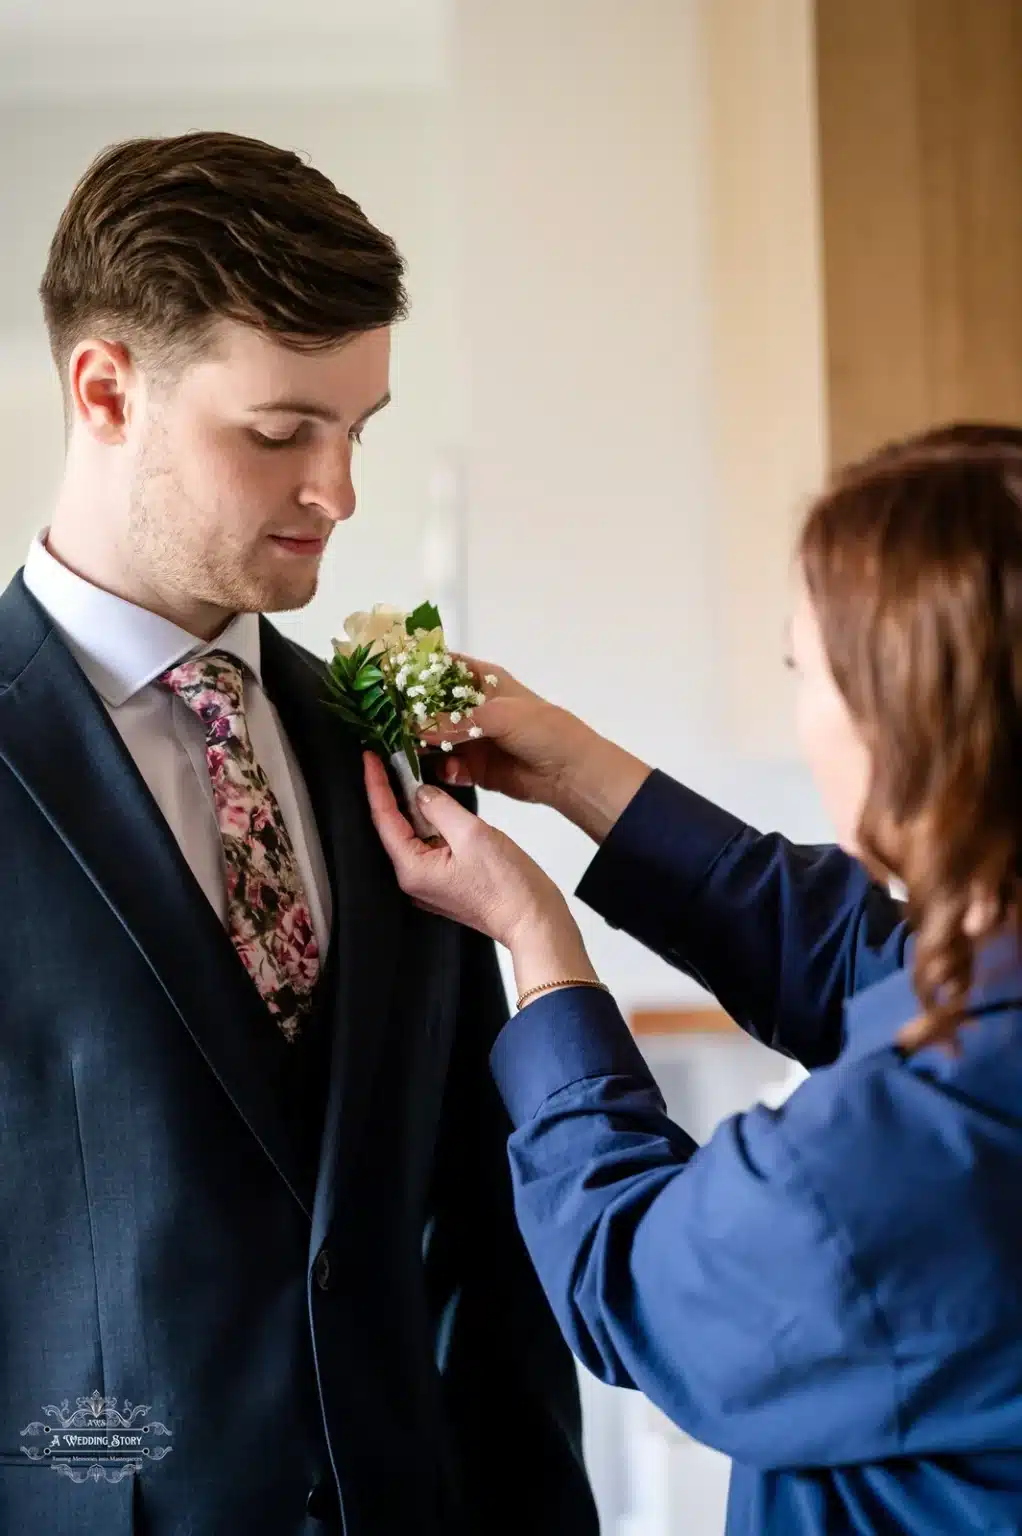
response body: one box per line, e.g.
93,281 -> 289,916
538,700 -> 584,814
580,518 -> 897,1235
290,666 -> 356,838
326,601 -> 496,835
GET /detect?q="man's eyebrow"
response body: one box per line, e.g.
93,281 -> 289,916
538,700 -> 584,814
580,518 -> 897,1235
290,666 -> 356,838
249,399 -> 338,421
353,391 -> 392,428
247,391 -> 391,427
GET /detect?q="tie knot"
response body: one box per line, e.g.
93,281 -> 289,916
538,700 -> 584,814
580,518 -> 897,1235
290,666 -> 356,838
159,652 -> 246,740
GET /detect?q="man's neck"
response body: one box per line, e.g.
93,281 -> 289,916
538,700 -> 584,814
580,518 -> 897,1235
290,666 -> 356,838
44,517 -> 231,644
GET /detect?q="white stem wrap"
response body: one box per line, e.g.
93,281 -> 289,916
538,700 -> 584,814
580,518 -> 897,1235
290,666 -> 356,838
388,750 -> 439,841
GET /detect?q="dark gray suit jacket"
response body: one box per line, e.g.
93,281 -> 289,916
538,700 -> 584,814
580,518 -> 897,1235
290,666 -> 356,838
0,573 -> 597,1536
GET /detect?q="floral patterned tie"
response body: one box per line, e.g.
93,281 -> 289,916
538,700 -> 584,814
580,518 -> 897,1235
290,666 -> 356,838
159,653 -> 320,1042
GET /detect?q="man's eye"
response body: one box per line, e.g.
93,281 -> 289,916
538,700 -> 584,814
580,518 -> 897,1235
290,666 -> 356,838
249,429 -> 301,448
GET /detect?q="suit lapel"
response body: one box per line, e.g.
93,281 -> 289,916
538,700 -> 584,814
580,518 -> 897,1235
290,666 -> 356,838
259,621 -> 405,1246
0,576 -> 314,1218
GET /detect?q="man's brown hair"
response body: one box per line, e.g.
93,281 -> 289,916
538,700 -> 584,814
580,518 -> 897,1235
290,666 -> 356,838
799,423 -> 1022,1049
40,130 -> 408,384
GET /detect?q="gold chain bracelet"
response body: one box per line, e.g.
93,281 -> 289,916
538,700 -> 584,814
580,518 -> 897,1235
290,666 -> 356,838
516,978 -> 611,1011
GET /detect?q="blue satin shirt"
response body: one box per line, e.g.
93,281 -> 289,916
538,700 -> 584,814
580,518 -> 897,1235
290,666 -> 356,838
490,770 -> 1022,1535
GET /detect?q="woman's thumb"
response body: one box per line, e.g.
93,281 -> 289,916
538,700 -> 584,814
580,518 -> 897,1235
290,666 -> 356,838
415,782 -> 475,841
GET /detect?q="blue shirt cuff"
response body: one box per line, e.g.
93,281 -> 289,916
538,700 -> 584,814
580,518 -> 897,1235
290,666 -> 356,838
490,985 -> 655,1126
575,768 -> 746,945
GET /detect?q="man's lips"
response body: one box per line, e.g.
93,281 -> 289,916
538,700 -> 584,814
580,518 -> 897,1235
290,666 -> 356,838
268,533 -> 329,556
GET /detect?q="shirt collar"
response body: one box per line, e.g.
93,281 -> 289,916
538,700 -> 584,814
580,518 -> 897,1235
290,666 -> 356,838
842,928 -> 1022,1064
22,531 -> 262,707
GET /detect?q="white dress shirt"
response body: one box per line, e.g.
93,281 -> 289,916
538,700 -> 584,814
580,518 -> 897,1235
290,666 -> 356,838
23,533 -> 332,956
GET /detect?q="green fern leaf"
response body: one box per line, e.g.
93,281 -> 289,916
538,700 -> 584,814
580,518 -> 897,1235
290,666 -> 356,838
326,645 -> 408,759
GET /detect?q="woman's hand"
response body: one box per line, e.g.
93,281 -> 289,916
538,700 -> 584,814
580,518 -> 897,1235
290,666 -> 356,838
363,753 -> 599,997
425,659 -> 653,844
423,662 -> 586,806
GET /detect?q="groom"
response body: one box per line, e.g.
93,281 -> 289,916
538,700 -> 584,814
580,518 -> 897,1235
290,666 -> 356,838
0,132 -> 596,1535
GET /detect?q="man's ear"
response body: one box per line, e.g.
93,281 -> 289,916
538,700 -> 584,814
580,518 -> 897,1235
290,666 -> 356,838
68,338 -> 136,444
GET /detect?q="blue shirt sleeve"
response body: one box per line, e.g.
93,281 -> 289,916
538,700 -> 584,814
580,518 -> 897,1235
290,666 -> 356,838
490,987 -> 900,1468
576,769 -> 909,1066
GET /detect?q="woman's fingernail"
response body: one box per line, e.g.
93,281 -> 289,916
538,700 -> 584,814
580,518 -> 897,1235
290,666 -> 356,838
417,785 -> 437,805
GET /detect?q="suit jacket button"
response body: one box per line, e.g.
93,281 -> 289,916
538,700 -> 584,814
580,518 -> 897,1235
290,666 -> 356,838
306,1481 -> 338,1521
314,1247 -> 331,1291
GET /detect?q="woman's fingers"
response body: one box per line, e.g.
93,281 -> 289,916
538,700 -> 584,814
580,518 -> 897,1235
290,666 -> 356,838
450,653 -> 507,687
424,695 -> 516,756
363,752 -> 422,863
412,784 -> 479,847
439,756 -> 475,787
364,750 -> 564,946
364,753 -> 477,893
419,716 -> 476,746
434,739 -> 491,788
414,658 -> 521,756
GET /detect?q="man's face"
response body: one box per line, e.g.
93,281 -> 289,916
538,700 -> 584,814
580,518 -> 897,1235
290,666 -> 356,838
123,320 -> 391,624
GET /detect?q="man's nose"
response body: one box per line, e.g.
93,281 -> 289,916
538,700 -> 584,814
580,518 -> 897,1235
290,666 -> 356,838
300,452 -> 357,523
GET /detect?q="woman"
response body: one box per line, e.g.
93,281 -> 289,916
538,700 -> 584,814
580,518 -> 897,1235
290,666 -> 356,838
364,429 -> 1022,1535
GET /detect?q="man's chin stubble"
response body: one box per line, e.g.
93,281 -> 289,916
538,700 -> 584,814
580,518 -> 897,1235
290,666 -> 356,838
255,570 -> 321,615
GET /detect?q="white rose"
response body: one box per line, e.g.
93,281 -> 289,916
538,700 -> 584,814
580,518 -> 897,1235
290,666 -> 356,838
341,604 -> 407,658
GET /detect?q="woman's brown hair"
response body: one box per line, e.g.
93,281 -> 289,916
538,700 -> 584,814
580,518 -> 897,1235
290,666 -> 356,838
799,423 -> 1022,1048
